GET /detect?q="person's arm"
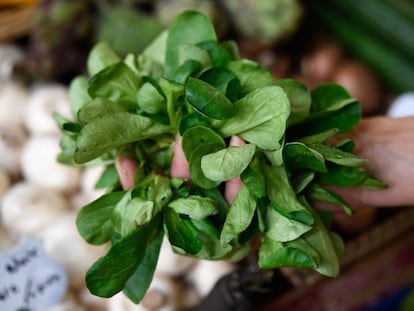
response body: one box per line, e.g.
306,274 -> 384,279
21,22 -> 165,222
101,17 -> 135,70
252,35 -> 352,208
328,116 -> 414,209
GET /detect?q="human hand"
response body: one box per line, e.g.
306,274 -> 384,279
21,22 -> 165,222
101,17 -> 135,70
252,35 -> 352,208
326,116 -> 414,209
115,135 -> 244,204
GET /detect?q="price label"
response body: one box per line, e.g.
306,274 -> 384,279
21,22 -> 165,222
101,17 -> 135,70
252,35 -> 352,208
0,237 -> 67,311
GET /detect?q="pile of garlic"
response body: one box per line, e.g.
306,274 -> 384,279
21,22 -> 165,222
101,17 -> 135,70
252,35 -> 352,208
0,78 -> 235,311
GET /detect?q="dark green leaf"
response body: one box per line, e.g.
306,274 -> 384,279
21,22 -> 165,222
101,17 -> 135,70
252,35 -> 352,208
288,101 -> 361,138
357,176 -> 388,189
179,113 -> 211,136
258,236 -> 316,269
85,217 -> 160,297
307,183 -> 354,215
185,77 -> 235,120
310,143 -> 367,167
172,59 -> 202,84
123,226 -> 163,303
283,142 -> 327,173
319,165 -> 367,187
199,67 -> 240,102
76,191 -> 125,245
310,83 -> 354,113
240,162 -> 266,198
164,208 -> 203,255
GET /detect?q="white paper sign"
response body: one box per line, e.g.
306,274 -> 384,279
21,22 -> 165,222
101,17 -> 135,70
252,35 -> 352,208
0,237 -> 67,311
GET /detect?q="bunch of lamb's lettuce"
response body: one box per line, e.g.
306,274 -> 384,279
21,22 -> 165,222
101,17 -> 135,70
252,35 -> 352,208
55,11 -> 385,303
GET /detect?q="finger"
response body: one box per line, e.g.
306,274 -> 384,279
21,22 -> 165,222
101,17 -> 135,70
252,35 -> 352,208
170,135 -> 190,179
224,136 -> 245,204
116,156 -> 138,190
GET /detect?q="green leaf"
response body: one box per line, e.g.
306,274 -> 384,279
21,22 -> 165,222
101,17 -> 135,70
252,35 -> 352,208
185,77 -> 235,120
289,101 -> 361,138
181,125 -> 225,160
74,112 -> 171,163
310,143 -> 367,167
69,76 -> 91,119
240,161 -> 266,198
307,183 -> 354,215
264,207 -> 312,242
85,217 -> 161,298
95,165 -> 119,189
319,165 -> 367,187
142,30 -> 168,65
88,62 -> 142,109
283,142 -> 327,173
265,164 -> 314,215
274,79 -> 311,125
87,41 -> 121,76
112,192 -> 155,237
168,195 -> 218,219
179,113 -> 211,136
219,86 -> 290,150
197,40 -> 233,67
78,98 -> 128,124
177,44 -> 212,71
271,203 -> 314,226
172,59 -> 202,84
258,236 -> 317,269
136,82 -> 166,115
123,227 -> 163,304
189,144 -> 223,189
53,113 -> 81,133
292,171 -> 315,194
158,78 -> 185,127
298,128 -> 339,145
220,185 -> 256,245
199,67 -> 241,102
302,216 -> 341,277
165,11 -> 216,78
310,83 -> 355,113
227,59 -> 273,95
76,191 -> 125,245
201,144 -> 256,182
164,208 -> 203,255
56,133 -> 78,165
356,176 -> 388,189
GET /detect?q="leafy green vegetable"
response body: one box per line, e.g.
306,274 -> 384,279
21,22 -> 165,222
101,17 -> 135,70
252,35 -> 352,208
58,10 -> 386,304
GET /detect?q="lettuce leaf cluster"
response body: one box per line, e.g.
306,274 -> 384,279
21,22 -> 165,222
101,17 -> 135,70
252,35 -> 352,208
56,11 -> 385,303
